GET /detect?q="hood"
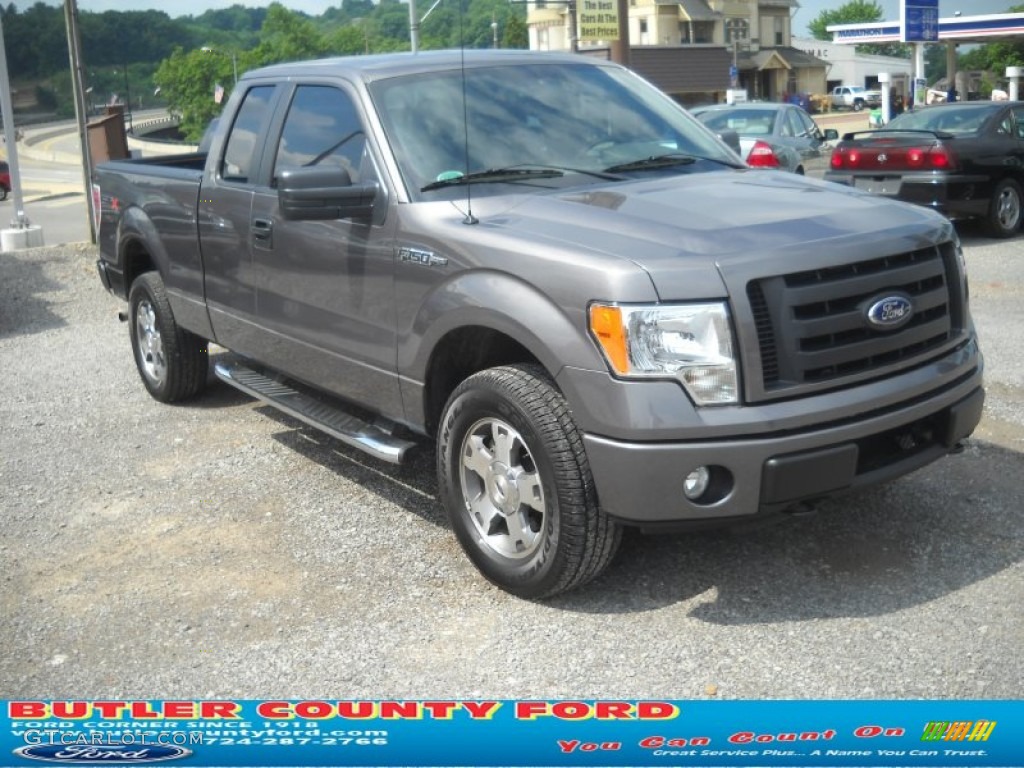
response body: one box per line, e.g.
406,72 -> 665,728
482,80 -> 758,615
471,169 -> 951,300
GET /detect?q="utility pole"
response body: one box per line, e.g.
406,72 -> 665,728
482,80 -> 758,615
64,0 -> 96,244
409,0 -> 419,53
1,4 -> 44,247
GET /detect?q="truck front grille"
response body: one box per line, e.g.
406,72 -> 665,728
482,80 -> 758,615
747,243 -> 962,394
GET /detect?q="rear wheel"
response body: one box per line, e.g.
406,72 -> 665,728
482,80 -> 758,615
985,178 -> 1022,238
128,272 -> 208,403
0,185 -> 8,201
437,364 -> 620,599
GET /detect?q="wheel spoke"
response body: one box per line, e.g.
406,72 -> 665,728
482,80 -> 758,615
516,471 -> 545,514
462,434 -> 493,480
504,509 -> 534,553
491,421 -> 519,466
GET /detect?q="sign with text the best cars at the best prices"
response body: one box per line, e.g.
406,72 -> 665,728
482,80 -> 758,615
1,699 -> 1021,766
578,0 -> 619,42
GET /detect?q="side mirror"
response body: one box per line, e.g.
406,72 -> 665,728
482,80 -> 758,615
278,166 -> 377,221
823,128 -> 840,142
716,128 -> 742,156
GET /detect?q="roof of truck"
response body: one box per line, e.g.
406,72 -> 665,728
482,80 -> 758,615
245,49 -> 617,83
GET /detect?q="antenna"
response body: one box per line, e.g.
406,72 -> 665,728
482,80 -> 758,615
458,0 -> 478,225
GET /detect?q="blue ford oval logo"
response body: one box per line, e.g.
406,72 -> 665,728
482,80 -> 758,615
14,745 -> 191,764
865,294 -> 914,329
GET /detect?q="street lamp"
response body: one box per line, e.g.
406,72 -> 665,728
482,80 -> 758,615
491,20 -> 499,48
201,46 -> 238,84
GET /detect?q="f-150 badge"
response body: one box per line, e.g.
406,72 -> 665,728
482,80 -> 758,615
399,247 -> 447,268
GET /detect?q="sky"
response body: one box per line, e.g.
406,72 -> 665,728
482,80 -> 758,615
46,0 -> 1024,36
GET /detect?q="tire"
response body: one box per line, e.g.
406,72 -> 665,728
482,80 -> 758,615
128,272 -> 208,403
437,364 -> 621,599
984,178 -> 1022,238
853,99 -> 864,112
0,185 -> 8,201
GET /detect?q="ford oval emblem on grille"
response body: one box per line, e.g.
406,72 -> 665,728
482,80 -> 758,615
866,294 -> 914,329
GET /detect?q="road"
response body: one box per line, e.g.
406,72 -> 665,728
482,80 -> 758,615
1,112 -> 172,245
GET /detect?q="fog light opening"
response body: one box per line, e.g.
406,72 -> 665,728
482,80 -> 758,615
684,466 -> 711,500
682,465 -> 734,505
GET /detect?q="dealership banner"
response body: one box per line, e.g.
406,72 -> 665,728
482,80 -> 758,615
1,700 -> 1021,766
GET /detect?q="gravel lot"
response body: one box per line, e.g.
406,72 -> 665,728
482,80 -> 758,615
1,229 -> 1021,700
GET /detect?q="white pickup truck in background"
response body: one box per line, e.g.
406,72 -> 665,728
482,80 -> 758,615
831,85 -> 882,111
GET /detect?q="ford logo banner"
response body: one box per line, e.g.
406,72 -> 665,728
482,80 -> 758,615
865,294 -> 914,329
13,745 -> 191,763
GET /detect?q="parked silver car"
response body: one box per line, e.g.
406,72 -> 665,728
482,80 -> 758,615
691,102 -> 838,175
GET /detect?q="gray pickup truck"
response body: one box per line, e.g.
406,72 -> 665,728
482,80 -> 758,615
95,50 -> 984,598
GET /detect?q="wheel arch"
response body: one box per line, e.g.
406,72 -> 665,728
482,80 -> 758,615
117,206 -> 171,291
402,272 -> 608,436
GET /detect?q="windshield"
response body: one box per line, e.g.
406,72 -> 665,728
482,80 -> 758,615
887,105 -> 1000,135
695,108 -> 777,136
368,62 -> 740,200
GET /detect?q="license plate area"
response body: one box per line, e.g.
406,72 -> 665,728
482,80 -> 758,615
854,176 -> 901,196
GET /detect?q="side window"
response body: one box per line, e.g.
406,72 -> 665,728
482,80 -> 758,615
274,85 -> 368,183
221,86 -> 275,183
796,111 -> 816,138
779,111 -> 796,137
1012,107 -> 1024,139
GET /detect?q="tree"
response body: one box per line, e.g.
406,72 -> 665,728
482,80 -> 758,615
503,14 -> 528,49
808,0 -> 909,59
153,47 -> 228,141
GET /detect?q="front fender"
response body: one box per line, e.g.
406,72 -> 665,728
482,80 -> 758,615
402,270 -> 607,380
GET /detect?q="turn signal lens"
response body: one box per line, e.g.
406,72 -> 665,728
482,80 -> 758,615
589,304 -> 629,374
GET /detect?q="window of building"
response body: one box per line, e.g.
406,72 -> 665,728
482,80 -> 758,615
640,19 -> 648,33
725,18 -> 749,44
680,20 -> 714,44
775,16 -> 785,46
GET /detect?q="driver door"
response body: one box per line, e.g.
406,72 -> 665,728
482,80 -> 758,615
248,82 -> 401,418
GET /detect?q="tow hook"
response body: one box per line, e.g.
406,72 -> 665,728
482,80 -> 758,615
785,501 -> 818,517
117,310 -> 128,322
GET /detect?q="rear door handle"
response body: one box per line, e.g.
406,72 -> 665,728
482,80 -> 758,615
252,217 -> 273,247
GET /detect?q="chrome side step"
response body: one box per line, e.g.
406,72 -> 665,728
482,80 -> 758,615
214,360 -> 416,464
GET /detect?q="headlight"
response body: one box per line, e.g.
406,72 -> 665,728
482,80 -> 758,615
589,302 -> 739,405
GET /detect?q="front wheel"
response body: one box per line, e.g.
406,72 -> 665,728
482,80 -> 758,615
437,364 -> 620,599
853,99 -> 864,112
0,185 -> 8,201
985,178 -> 1022,238
128,272 -> 208,403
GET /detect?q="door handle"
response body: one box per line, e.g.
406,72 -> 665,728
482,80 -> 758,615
252,218 -> 273,245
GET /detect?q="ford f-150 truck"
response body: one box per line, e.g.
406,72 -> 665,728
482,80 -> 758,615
95,51 -> 984,598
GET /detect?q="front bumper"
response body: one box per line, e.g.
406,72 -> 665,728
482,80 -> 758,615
579,373 -> 983,526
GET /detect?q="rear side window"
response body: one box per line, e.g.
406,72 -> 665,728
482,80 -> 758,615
273,85 -> 368,183
221,85 -> 275,183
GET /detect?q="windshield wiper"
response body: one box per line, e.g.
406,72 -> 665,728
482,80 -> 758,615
421,168 -> 564,192
602,152 -> 742,173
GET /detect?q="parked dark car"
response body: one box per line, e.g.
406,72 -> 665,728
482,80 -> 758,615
0,160 -> 10,201
825,100 -> 1024,237
690,102 -> 838,175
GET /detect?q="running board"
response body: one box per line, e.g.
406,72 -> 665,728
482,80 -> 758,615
214,360 -> 416,464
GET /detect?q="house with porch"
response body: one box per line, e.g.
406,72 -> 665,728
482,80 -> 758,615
527,0 -> 829,105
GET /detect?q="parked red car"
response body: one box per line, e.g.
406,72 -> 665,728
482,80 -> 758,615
0,160 -> 11,201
